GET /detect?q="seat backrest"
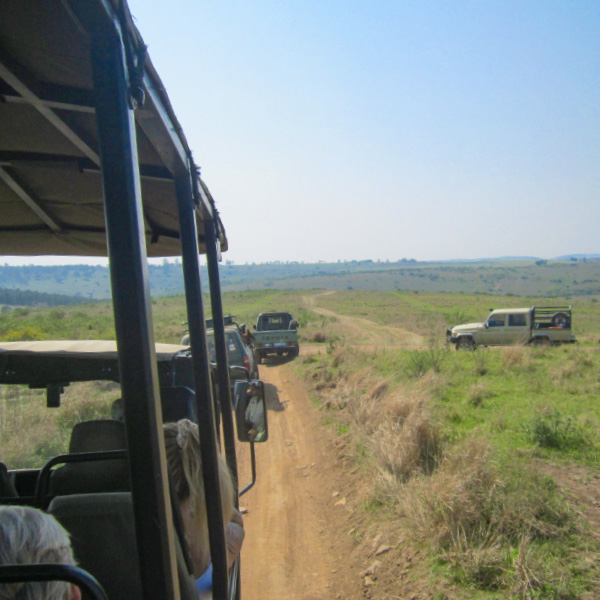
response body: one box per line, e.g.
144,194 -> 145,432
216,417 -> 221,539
48,492 -> 198,600
0,462 -> 18,498
49,420 -> 130,496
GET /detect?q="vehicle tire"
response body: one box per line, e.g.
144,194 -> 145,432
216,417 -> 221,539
456,337 -> 475,351
551,312 -> 569,327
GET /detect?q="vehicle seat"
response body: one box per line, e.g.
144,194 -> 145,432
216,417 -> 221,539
49,420 -> 130,496
0,462 -> 18,499
48,492 -> 198,600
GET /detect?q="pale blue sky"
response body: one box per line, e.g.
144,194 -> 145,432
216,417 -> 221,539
7,1 -> 600,266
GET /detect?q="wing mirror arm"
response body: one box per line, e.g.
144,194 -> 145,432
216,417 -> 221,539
239,442 -> 256,497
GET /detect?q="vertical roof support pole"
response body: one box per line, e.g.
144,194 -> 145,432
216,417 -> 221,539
205,219 -> 239,496
175,173 -> 228,599
89,30 -> 178,600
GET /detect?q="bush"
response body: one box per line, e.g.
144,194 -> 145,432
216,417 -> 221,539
523,408 -> 590,451
474,349 -> 489,375
370,396 -> 441,484
399,439 -> 575,594
1,326 -> 48,341
405,347 -> 447,379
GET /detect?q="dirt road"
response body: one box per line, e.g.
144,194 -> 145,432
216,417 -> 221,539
238,357 -> 360,600
304,291 -> 424,348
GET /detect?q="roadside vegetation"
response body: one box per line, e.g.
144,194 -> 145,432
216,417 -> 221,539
298,292 -> 600,599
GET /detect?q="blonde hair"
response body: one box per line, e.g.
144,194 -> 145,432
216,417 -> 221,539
163,419 -> 234,576
0,506 -> 76,600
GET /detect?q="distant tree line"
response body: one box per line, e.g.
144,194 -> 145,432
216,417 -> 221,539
0,287 -> 91,307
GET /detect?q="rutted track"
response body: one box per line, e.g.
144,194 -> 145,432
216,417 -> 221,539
303,291 -> 424,348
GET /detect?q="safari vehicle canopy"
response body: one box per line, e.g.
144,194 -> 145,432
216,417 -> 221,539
0,1 -> 243,598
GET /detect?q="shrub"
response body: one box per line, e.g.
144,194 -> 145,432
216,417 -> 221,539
474,349 -> 489,375
405,347 -> 447,379
1,326 -> 48,341
370,396 -> 441,484
398,437 -> 497,550
399,438 -> 575,593
399,438 -> 573,549
523,408 -> 590,451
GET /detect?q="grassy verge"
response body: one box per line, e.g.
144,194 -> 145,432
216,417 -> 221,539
301,343 -> 600,598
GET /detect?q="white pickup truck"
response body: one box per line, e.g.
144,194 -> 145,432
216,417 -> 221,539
446,306 -> 576,350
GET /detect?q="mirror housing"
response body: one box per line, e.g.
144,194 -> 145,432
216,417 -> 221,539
46,384 -> 64,407
290,319 -> 299,330
234,380 -> 268,443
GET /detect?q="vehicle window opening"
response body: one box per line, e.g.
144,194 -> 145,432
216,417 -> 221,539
508,314 -> 527,326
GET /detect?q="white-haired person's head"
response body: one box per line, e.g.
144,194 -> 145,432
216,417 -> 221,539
0,506 -> 81,600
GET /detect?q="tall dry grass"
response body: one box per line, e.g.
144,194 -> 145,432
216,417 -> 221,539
311,348 -> 442,494
397,437 -> 575,596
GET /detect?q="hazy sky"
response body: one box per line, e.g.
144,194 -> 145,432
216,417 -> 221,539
6,1 -> 599,266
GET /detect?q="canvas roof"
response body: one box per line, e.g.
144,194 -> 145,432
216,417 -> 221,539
0,0 -> 227,257
0,340 -> 187,361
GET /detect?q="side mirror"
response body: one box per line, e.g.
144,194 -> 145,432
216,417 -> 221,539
234,380 -> 268,443
484,322 -> 489,328
252,324 -> 257,331
290,320 -> 299,330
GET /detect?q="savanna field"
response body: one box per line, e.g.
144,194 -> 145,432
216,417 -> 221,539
2,289 -> 600,599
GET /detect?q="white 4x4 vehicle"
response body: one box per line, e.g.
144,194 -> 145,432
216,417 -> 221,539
446,306 -> 576,350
